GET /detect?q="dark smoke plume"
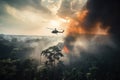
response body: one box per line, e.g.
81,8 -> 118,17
85,0 -> 120,36
59,0 -> 118,63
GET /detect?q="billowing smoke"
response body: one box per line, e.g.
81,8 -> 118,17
57,0 -> 117,64
28,36 -> 63,61
85,0 -> 120,36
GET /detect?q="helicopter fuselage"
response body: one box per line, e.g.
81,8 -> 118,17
52,30 -> 59,33
52,30 -> 64,34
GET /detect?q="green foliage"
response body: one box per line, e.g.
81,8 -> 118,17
0,59 -> 17,80
41,46 -> 64,67
0,35 -> 120,80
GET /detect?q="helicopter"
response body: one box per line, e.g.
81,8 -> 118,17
48,28 -> 64,34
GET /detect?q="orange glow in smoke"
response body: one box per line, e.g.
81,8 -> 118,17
62,10 -> 110,54
63,46 -> 69,54
65,10 -> 110,36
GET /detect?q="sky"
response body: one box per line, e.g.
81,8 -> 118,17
0,0 -> 119,37
0,0 -> 87,36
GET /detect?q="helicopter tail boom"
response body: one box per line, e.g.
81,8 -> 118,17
58,30 -> 64,33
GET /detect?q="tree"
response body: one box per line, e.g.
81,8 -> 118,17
40,45 -> 64,80
41,46 -> 64,67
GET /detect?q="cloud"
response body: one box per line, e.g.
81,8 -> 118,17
0,0 -> 51,13
57,0 -> 87,17
0,0 -> 59,35
0,0 -> 52,24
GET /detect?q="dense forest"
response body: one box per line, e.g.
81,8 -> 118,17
0,34 -> 120,80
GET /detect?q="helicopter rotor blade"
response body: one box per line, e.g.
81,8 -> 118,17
58,30 -> 64,33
